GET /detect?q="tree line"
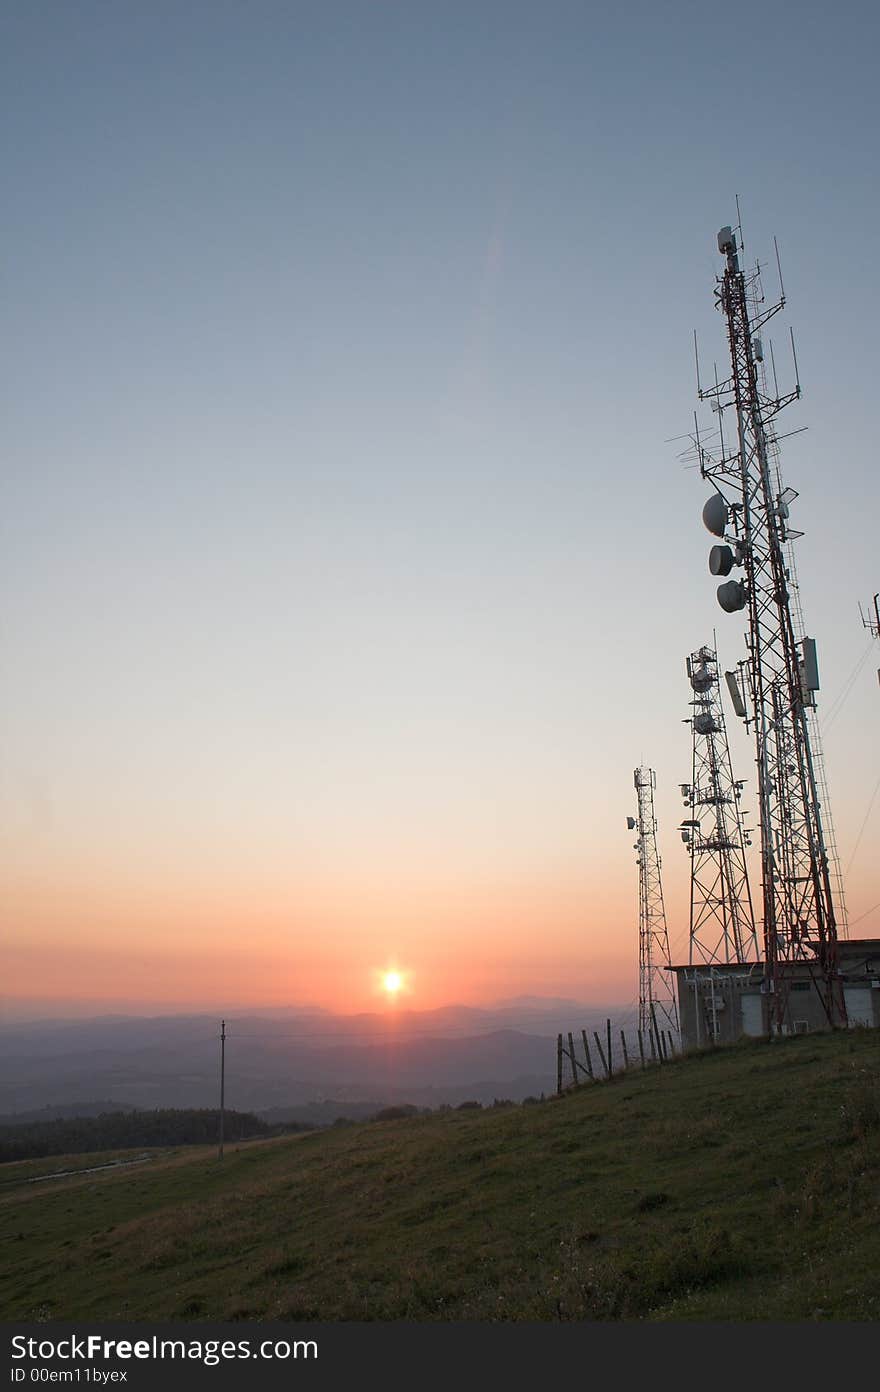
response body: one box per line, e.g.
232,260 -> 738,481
0,1107 -> 312,1163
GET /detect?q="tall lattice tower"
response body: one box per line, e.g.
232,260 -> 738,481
679,643 -> 758,970
628,767 -> 679,1039
692,219 -> 845,1033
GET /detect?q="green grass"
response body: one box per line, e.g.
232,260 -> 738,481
2,1029 -> 879,1321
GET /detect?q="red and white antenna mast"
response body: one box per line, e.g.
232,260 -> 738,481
692,219 -> 845,1033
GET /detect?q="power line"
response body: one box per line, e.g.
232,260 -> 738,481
845,770 -> 880,877
824,638 -> 876,732
848,900 -> 880,929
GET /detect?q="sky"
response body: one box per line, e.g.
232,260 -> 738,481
2,1 -> 879,1019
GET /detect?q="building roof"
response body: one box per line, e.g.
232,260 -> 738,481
668,938 -> 880,973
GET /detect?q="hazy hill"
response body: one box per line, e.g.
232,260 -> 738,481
2,1029 -> 878,1321
0,1001 -> 618,1115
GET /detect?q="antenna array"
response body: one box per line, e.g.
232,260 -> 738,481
861,593 -> 880,698
679,644 -> 758,981
860,594 -> 880,642
692,222 -> 844,1032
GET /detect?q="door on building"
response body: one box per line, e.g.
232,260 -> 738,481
741,994 -> 764,1036
843,987 -> 874,1028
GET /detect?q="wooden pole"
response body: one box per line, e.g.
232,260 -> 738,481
606,1018 -> 613,1076
637,1028 -> 646,1069
568,1032 -> 579,1087
581,1029 -> 594,1081
649,1026 -> 657,1063
650,1004 -> 664,1064
219,1019 -> 226,1161
620,1030 -> 629,1069
557,1034 -> 563,1095
593,1030 -> 610,1080
660,1029 -> 669,1061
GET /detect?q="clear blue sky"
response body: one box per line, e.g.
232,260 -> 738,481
2,1 -> 878,1014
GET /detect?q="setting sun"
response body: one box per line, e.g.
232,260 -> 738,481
371,965 -> 411,1002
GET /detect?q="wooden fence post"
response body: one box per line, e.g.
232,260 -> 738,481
650,1005 -> 664,1064
557,1034 -> 563,1095
606,1018 -> 613,1076
593,1030 -> 610,1080
581,1029 -> 594,1081
660,1029 -> 669,1061
620,1030 -> 629,1069
568,1032 -> 579,1087
637,1028 -> 646,1069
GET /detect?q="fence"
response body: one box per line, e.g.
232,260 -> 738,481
556,1013 -> 679,1094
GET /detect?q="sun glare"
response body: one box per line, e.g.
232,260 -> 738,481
372,965 -> 411,1003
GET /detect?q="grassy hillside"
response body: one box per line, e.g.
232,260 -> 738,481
2,1029 -> 879,1321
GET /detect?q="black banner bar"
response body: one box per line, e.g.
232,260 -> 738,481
3,1320 -> 871,1389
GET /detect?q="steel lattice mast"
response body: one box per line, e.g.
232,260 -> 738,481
693,222 -> 844,1033
630,766 -> 679,1039
679,643 -> 758,968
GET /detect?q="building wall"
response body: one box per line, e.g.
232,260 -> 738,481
674,944 -> 880,1048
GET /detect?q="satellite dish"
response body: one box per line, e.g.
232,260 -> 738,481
694,712 -> 720,735
702,494 -> 728,537
718,226 -> 735,255
689,663 -> 714,692
709,544 -> 734,577
626,816 -> 636,830
717,579 -> 747,613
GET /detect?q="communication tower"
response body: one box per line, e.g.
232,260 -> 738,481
679,643 -> 758,969
627,767 -> 679,1040
691,218 -> 845,1032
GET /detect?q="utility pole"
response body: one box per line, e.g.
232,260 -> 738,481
219,1019 -> 226,1161
692,218 -> 845,1033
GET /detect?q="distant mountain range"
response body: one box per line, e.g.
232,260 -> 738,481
0,999 -> 627,1119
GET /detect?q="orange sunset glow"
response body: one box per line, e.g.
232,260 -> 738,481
4,844 -> 641,1016
2,8 -> 877,1031
4,761 -> 877,1019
